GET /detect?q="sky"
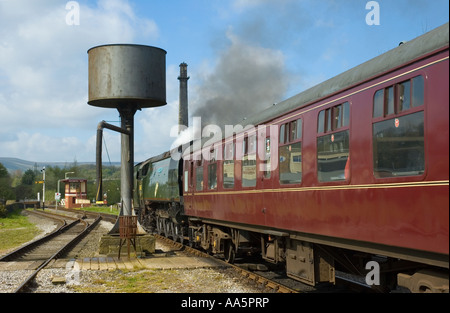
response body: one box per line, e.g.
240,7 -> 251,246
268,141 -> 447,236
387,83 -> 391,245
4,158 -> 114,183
0,0 -> 448,164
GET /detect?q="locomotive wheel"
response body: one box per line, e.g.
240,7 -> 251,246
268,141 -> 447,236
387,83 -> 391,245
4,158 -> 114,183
175,224 -> 184,244
156,217 -> 164,236
166,220 -> 175,240
188,229 -> 195,247
224,241 -> 236,264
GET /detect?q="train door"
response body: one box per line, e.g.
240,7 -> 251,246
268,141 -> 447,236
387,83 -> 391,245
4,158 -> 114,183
258,125 -> 276,226
184,160 -> 195,214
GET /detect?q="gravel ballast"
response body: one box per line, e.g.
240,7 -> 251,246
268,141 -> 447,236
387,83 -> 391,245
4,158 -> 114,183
0,211 -> 268,293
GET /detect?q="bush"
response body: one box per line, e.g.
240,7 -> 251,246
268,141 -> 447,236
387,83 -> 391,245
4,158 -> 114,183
0,203 -> 6,218
0,201 -> 22,218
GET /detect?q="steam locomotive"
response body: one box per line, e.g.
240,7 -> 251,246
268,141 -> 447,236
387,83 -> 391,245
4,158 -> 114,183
133,23 -> 449,292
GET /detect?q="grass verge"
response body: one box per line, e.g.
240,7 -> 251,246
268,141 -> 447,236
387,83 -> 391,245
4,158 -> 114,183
0,209 -> 41,255
75,205 -> 120,215
69,269 -> 186,293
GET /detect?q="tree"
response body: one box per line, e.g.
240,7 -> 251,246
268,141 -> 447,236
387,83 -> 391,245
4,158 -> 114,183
0,163 -> 15,200
10,170 -> 22,187
16,168 -> 37,200
15,184 -> 33,201
21,169 -> 36,185
0,163 -> 8,179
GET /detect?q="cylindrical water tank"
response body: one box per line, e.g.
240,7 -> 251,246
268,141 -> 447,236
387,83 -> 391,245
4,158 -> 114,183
88,44 -> 166,108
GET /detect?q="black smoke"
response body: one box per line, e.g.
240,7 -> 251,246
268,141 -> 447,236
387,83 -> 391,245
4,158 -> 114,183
191,0 -> 312,129
192,31 -> 289,128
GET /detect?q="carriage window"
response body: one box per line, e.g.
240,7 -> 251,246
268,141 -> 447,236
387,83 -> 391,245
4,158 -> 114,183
189,161 -> 194,187
242,134 -> 257,187
373,89 -> 384,118
397,80 -> 411,112
318,110 -> 325,133
263,137 -> 271,179
373,112 -> 424,178
279,119 -> 303,184
209,148 -> 217,162
296,119 -> 303,139
248,134 -> 257,154
326,108 -> 332,132
318,102 -> 349,133
223,141 -> 235,189
279,124 -> 286,144
279,143 -> 302,184
317,131 -> 350,182
289,120 -> 297,142
195,159 -> 204,191
386,86 -> 395,116
208,148 -> 217,190
372,75 -> 425,178
208,163 -> 217,190
373,75 -> 424,118
317,102 -> 350,182
412,75 -> 424,107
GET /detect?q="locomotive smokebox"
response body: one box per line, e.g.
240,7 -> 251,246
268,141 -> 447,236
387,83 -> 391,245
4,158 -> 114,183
88,44 -> 166,108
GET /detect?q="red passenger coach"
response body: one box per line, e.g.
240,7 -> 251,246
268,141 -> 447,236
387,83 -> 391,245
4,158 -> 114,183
182,23 -> 449,291
136,23 -> 449,292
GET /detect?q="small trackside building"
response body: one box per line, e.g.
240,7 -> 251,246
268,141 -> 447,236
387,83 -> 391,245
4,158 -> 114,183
62,178 -> 89,209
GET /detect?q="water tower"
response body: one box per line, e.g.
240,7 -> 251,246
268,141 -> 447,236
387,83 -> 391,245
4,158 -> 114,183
88,44 -> 166,230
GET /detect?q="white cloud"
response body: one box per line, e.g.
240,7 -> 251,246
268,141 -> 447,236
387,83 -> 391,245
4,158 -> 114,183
0,0 -> 159,162
134,99 -> 179,162
131,62 -> 182,161
232,0 -> 296,12
232,0 -> 273,11
2,132 -> 85,162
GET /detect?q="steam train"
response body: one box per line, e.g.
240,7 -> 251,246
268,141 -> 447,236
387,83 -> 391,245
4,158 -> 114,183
133,23 -> 449,292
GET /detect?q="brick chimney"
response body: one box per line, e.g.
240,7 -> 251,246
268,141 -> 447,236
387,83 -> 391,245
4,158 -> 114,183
178,62 -> 189,133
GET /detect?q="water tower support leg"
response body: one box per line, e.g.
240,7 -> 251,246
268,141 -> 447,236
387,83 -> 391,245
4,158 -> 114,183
119,105 -> 137,217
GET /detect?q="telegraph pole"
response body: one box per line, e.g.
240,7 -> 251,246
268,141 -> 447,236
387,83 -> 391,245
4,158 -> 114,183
41,167 -> 45,209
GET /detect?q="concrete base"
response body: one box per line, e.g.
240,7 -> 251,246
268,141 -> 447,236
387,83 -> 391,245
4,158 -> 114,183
99,234 -> 156,257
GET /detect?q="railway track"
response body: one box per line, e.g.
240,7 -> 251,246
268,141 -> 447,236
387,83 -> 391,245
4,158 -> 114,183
153,233 -> 300,293
34,208 -> 376,292
53,208 -> 301,292
50,208 -> 299,292
154,233 -> 379,293
60,208 -> 375,292
50,207 -> 118,224
0,210 -> 101,293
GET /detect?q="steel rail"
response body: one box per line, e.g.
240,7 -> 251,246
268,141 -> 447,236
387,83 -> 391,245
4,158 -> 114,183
93,210 -> 301,293
6,212 -> 101,293
49,206 -> 118,224
94,211 -> 377,293
153,234 -> 300,293
0,210 -> 69,262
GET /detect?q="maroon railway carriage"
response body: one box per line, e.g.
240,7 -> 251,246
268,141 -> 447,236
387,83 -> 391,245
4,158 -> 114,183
136,23 -> 449,292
